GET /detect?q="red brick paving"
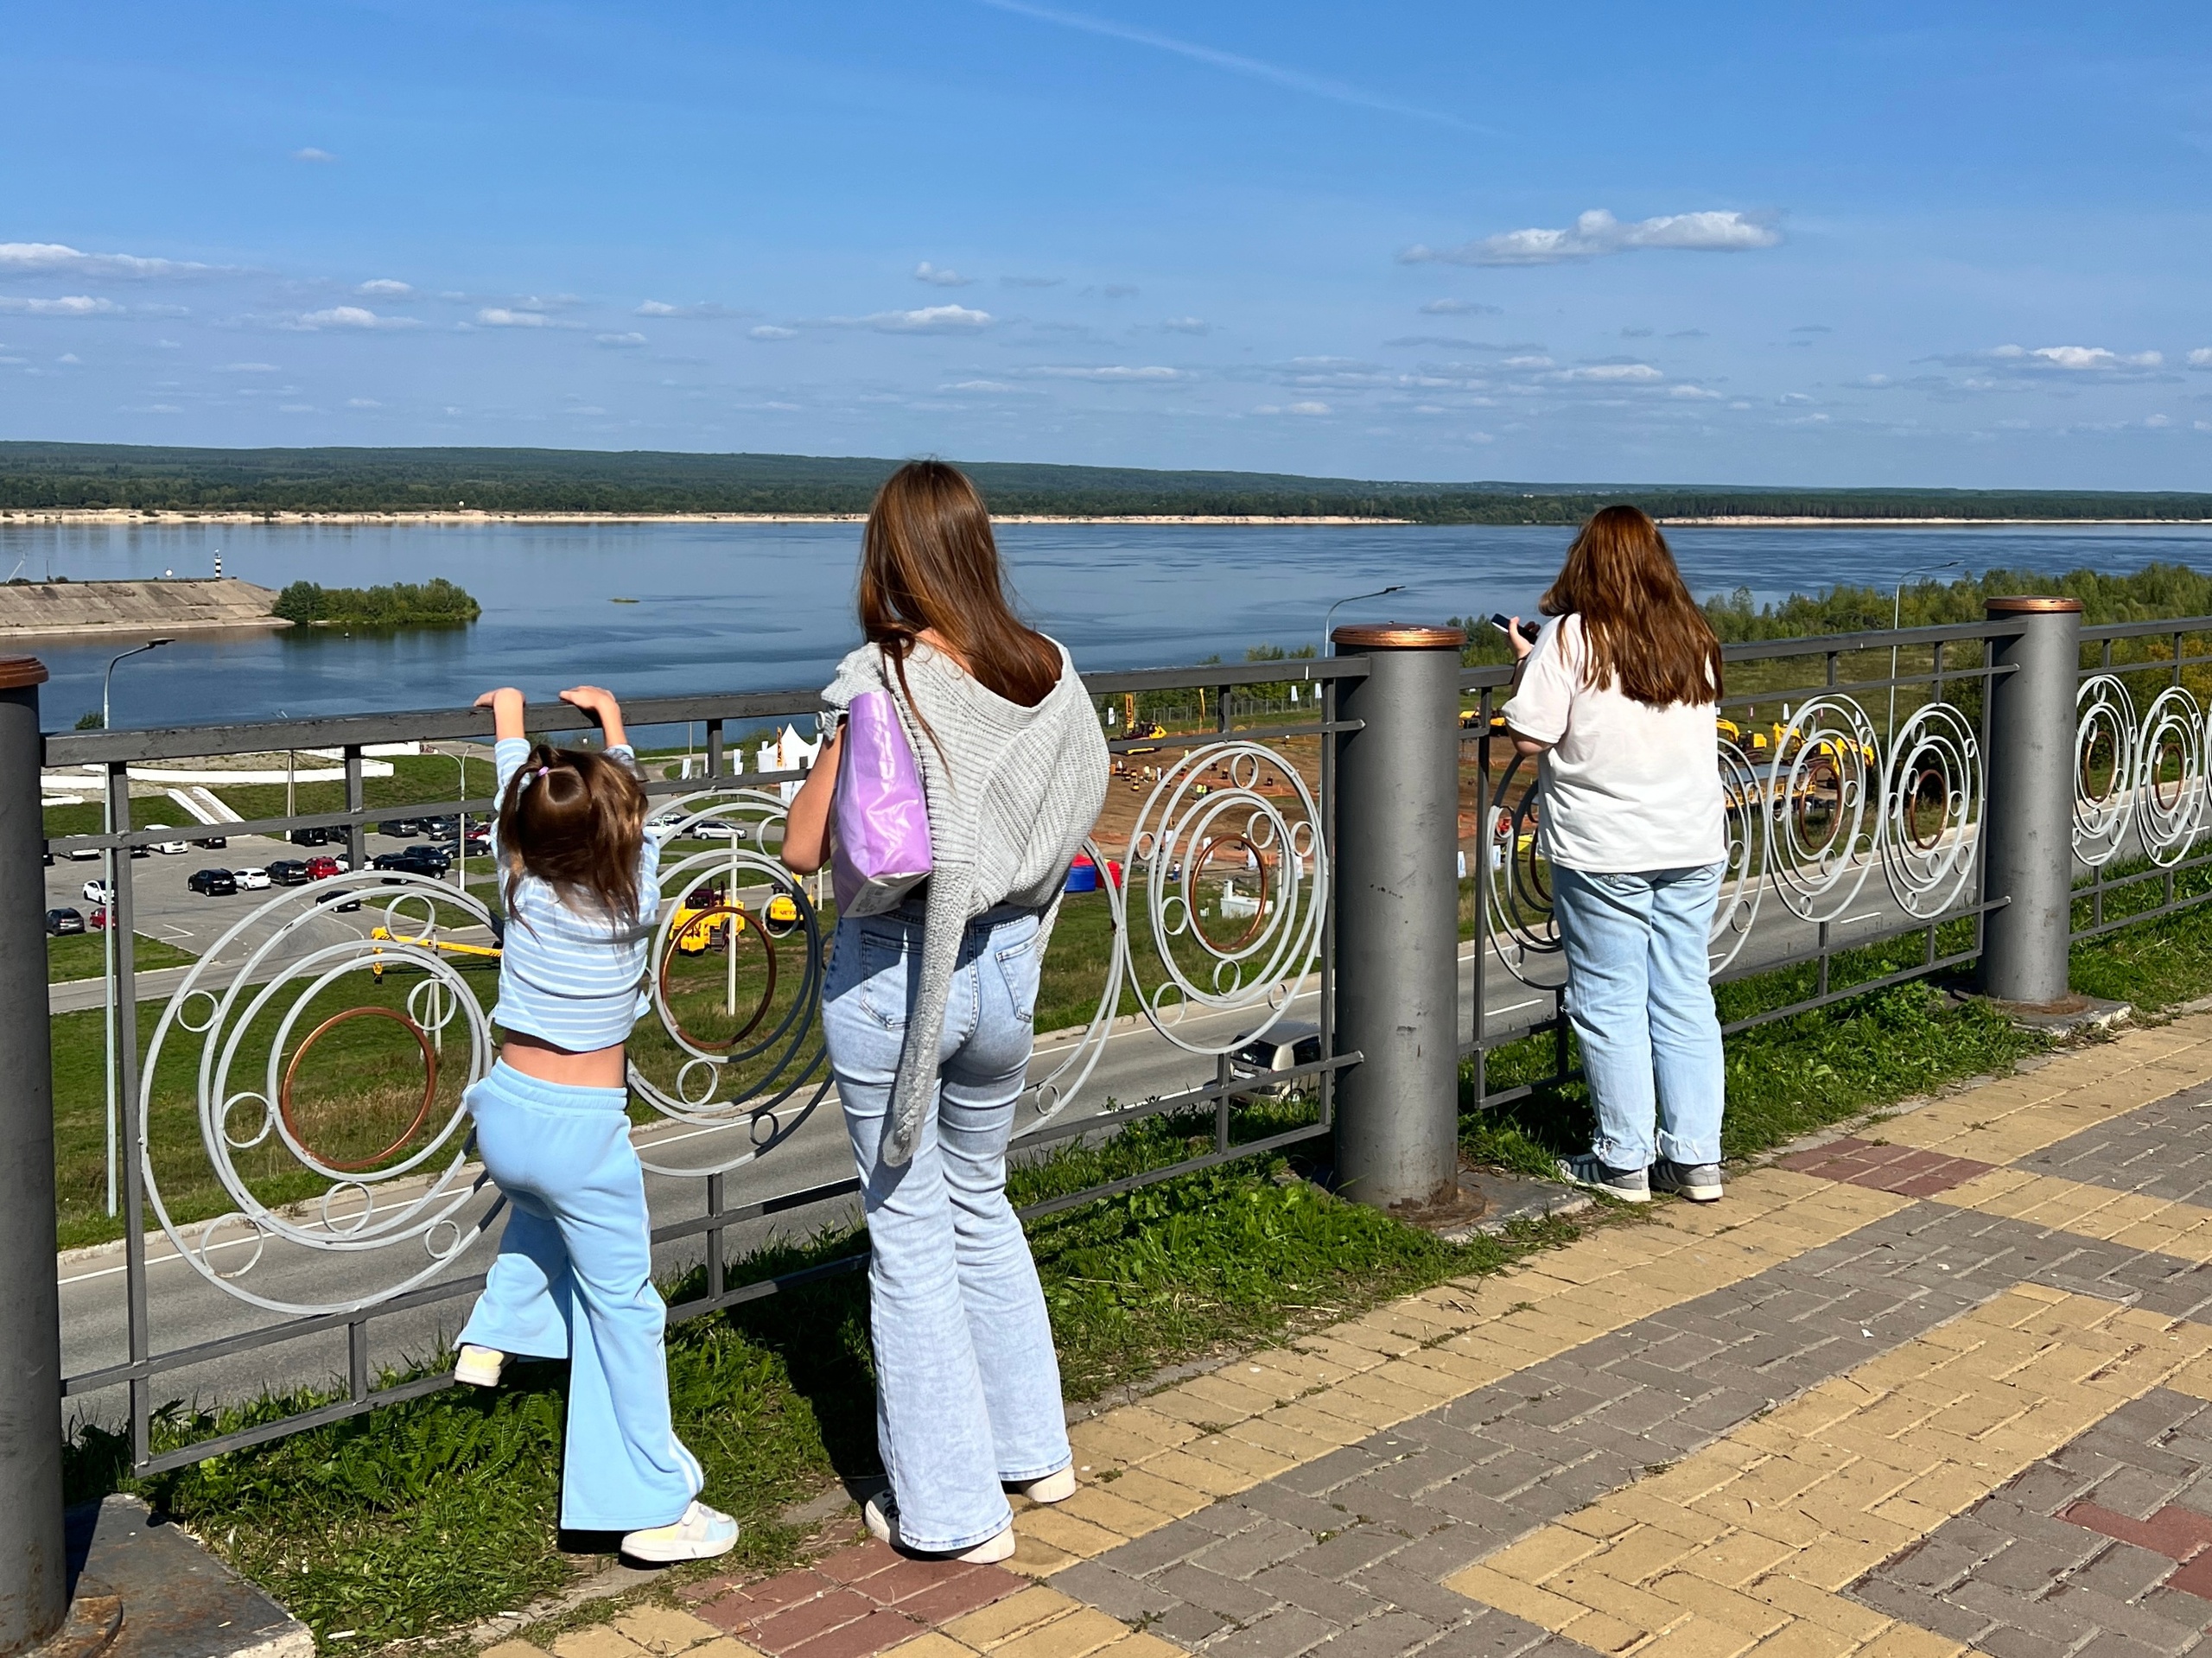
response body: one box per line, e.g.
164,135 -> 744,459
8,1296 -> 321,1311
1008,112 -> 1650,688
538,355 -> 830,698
687,1538 -> 1027,1657
1775,1135 -> 1996,1197
2061,1500 -> 2212,1604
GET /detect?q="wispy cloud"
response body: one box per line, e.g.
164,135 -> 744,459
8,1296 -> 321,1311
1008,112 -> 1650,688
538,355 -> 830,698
1930,343 -> 2166,378
976,0 -> 1484,132
835,305 -> 994,334
1556,361 -> 1662,382
1158,316 -> 1211,334
1254,399 -> 1332,416
1418,298 -> 1499,315
914,262 -> 973,287
358,278 -> 412,297
1001,275 -> 1062,289
292,147 -> 338,163
636,300 -> 748,319
1022,364 -> 1187,381
1402,209 -> 1783,267
750,325 -> 799,340
595,332 -> 648,348
222,361 -> 281,372
0,295 -> 124,315
287,305 -> 420,331
474,307 -> 550,327
0,242 -> 226,279
2190,349 -> 2212,369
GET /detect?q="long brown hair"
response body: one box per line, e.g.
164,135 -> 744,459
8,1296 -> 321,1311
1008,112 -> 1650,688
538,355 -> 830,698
1540,505 -> 1724,707
497,744 -> 649,924
859,461 -> 1062,718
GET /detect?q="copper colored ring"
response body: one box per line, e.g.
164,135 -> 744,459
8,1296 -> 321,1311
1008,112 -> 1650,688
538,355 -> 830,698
657,906 -> 778,1051
1191,834 -> 1270,952
1331,622 -> 1468,650
0,657 -> 49,689
1985,596 -> 2083,614
280,1006 -> 438,1172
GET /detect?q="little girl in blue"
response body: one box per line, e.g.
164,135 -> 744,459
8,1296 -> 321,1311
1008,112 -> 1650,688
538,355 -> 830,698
452,683 -> 737,1563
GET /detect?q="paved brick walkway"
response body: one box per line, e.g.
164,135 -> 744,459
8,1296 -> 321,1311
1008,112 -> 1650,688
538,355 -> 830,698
502,1014 -> 2212,1658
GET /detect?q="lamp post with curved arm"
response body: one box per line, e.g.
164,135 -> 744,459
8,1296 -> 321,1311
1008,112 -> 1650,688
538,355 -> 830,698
1322,585 -> 1405,657
99,638 -> 169,1216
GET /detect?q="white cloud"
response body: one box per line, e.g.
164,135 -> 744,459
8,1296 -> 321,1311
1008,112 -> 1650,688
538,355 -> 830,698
2031,345 -> 2162,370
0,294 -> 123,315
914,262 -> 973,287
1418,298 -> 1500,315
222,361 -> 281,372
289,305 -> 418,331
1402,208 -> 1782,267
1500,354 -> 1554,370
1159,316 -> 1211,334
1669,384 -> 1724,399
595,332 -> 648,347
346,397 -> 381,408
946,379 -> 1016,392
634,300 -> 745,319
749,325 -> 798,340
55,353 -> 80,365
279,403 -> 316,413
1025,364 -> 1187,380
1558,362 -> 1663,382
357,278 -> 412,297
1287,400 -> 1330,416
2147,414 -> 2172,428
292,147 -> 338,162
841,305 -> 994,334
2190,349 -> 2212,369
0,241 -> 223,279
476,307 -> 549,327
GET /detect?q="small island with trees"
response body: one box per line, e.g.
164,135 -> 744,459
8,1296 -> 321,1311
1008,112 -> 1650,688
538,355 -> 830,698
271,577 -> 480,628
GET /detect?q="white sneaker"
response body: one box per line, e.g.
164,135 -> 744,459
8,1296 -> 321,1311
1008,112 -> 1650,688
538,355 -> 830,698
1556,1153 -> 1651,1204
454,1344 -> 507,1386
1651,1159 -> 1725,1203
863,1492 -> 1016,1563
1009,1466 -> 1077,1504
622,1500 -> 740,1563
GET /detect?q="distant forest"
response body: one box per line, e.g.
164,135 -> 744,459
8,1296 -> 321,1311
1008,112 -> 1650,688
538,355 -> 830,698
3,442 -> 2209,524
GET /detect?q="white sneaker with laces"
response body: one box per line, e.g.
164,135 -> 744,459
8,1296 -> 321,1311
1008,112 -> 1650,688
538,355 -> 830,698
622,1500 -> 739,1563
863,1492 -> 1016,1563
454,1344 -> 507,1386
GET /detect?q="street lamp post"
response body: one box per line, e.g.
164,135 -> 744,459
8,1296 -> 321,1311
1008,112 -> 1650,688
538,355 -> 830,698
99,638 -> 169,1217
1323,586 -> 1406,657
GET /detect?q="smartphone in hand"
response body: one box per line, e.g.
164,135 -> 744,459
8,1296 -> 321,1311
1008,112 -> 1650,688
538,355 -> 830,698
1489,613 -> 1541,643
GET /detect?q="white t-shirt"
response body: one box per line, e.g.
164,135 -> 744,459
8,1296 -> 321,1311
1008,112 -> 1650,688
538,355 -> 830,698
1497,613 -> 1725,873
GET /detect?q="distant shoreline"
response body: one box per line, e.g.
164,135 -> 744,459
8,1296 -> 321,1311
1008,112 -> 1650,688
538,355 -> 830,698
5,508 -> 2210,530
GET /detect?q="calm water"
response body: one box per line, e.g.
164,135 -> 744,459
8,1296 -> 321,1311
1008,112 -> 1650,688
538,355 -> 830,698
6,519 -> 2210,734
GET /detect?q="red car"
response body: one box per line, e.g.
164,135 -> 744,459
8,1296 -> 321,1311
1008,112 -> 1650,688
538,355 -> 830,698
304,855 -> 341,880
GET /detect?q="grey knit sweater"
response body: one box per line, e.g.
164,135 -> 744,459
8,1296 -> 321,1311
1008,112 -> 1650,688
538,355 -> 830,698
823,636 -> 1109,1165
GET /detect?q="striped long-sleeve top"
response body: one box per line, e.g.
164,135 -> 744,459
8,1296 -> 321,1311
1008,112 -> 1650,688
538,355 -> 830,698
487,736 -> 664,1051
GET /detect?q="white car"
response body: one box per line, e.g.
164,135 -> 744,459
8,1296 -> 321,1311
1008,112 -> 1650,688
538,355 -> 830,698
145,826 -> 189,854
82,879 -> 112,904
65,844 -> 101,861
233,867 -> 270,891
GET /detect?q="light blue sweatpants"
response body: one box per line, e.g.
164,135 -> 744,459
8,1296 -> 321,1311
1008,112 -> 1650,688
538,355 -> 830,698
458,1061 -> 702,1532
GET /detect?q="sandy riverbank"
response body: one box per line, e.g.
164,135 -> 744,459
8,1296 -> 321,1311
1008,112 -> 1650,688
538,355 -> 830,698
1,508 -> 1413,528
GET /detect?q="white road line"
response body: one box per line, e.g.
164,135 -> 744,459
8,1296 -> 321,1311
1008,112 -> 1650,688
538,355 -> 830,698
1840,910 -> 1888,924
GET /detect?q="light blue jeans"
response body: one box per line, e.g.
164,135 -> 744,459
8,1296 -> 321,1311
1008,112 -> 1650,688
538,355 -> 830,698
823,903 -> 1071,1554
1550,862 -> 1727,1171
458,1062 -> 704,1531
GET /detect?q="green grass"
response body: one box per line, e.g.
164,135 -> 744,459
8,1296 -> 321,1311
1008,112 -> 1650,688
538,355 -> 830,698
48,931 -> 196,984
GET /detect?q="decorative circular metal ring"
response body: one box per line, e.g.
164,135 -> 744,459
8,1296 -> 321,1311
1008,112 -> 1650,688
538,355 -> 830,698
2073,674 -> 2139,867
278,1005 -> 441,1173
654,905 -> 779,1051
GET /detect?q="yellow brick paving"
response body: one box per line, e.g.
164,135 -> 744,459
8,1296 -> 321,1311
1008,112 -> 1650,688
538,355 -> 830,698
1935,1166 -> 2212,1260
858,1013 -> 2212,1655
1445,1286 -> 2212,1658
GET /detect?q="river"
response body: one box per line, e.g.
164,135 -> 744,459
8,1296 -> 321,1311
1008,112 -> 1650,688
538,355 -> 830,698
4,519 -> 2208,734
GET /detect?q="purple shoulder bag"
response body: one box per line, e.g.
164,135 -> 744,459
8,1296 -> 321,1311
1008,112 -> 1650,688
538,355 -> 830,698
830,689 -> 933,917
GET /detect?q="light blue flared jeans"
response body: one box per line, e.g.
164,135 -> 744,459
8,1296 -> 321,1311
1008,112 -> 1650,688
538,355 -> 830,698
1551,862 -> 1728,1171
824,904 -> 1072,1554
458,1062 -> 703,1532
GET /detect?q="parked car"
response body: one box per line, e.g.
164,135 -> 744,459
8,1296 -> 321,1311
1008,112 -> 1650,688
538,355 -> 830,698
81,879 -> 112,905
304,855 -> 341,880
289,826 -> 333,848
265,859 -> 309,886
64,843 -> 99,861
1228,1020 -> 1325,1096
195,835 -> 228,850
313,886 -> 362,913
233,867 -> 270,891
45,907 -> 85,936
374,845 -> 451,874
188,867 -> 238,896
146,827 -> 189,854
88,906 -> 107,931
377,818 -> 419,838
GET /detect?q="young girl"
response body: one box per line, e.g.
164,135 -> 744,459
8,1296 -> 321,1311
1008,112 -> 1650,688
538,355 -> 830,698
452,683 -> 737,1562
784,461 -> 1109,1562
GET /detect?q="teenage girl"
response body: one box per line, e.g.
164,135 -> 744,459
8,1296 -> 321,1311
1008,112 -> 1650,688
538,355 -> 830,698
453,684 -> 737,1562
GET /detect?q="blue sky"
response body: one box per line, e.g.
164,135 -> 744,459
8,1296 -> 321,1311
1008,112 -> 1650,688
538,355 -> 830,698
3,2 -> 2209,488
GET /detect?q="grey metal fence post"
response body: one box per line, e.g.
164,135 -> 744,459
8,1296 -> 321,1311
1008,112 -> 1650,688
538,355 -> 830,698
1978,596 -> 2082,1006
0,657 -> 63,1655
1329,623 -> 1465,1211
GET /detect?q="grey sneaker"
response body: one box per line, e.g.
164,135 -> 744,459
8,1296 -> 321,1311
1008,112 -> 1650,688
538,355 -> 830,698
1557,1153 -> 1649,1203
1651,1159 -> 1724,1202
